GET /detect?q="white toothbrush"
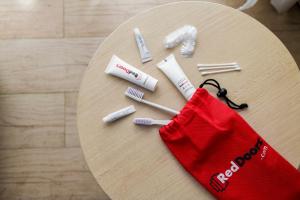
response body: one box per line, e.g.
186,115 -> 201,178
125,87 -> 179,116
133,118 -> 171,126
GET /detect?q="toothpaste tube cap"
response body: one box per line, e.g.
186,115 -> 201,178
144,76 -> 158,91
102,116 -> 111,123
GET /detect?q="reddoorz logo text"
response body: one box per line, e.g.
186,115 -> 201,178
210,138 -> 264,192
116,64 -> 141,80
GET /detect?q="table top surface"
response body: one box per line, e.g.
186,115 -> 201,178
77,2 -> 300,199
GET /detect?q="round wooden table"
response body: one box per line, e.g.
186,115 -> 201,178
77,2 -> 300,199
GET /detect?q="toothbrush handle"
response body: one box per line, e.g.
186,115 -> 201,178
154,120 -> 171,125
142,100 -> 179,115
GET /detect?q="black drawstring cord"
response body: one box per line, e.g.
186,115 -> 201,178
199,79 -> 248,110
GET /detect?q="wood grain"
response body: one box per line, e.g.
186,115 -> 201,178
245,1 -> 300,65
0,38 -> 102,94
245,0 -> 300,32
273,30 -> 300,66
0,0 -> 299,199
77,2 -> 300,200
64,0 -> 160,37
0,148 -> 109,200
0,94 -> 64,126
63,0 -> 300,67
0,94 -> 64,149
0,0 -> 63,39
0,126 -> 64,149
64,0 -> 243,37
65,92 -> 80,147
0,180 -> 107,200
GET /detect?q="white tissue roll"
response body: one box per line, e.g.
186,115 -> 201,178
271,0 -> 298,13
238,0 -> 257,11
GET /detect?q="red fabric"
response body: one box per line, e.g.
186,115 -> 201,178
159,88 -> 300,200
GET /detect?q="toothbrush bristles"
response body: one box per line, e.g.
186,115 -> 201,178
125,87 -> 144,101
133,118 -> 153,125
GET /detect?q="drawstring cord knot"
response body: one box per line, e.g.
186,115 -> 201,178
199,79 -> 248,110
217,88 -> 227,98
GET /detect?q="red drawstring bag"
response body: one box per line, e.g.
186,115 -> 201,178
159,79 -> 300,200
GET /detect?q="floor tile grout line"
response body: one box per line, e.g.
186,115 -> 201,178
0,36 -> 106,41
0,91 -> 78,96
0,146 -> 81,150
0,146 -> 82,150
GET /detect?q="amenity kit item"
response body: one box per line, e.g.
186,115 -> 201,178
197,62 -> 239,68
125,87 -> 179,115
133,118 -> 171,126
134,28 -> 152,63
201,67 -> 241,75
164,25 -> 197,57
164,26 -> 187,48
159,79 -> 300,199
105,55 -> 158,91
102,105 -> 136,123
102,22 -> 300,199
157,54 -> 196,100
198,62 -> 241,75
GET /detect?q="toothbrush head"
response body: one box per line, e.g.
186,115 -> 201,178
125,87 -> 144,102
133,118 -> 153,125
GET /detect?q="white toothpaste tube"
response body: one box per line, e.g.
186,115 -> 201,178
157,54 -> 196,100
105,55 -> 158,91
134,28 -> 152,63
103,105 -> 136,123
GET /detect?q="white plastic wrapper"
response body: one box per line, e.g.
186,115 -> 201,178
164,25 -> 189,49
181,26 -> 197,57
164,25 -> 197,57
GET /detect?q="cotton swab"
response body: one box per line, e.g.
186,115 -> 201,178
197,62 -> 238,67
201,68 -> 241,76
198,64 -> 239,71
